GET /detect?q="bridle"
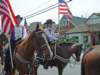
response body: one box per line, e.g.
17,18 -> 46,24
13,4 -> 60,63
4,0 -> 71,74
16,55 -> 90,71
41,32 -> 53,58
33,31 -> 53,60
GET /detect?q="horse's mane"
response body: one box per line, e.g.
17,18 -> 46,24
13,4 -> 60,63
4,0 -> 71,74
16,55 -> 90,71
17,32 -> 33,49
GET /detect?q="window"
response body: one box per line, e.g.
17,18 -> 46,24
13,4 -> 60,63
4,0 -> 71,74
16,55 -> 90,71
83,36 -> 88,43
71,36 -> 79,43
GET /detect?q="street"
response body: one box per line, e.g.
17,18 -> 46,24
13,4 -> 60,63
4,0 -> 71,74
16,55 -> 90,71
38,57 -> 81,75
37,53 -> 84,75
0,53 -> 83,75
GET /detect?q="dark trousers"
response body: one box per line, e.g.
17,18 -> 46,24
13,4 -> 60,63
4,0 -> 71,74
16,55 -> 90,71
4,39 -> 15,75
4,47 -> 12,75
10,39 -> 16,54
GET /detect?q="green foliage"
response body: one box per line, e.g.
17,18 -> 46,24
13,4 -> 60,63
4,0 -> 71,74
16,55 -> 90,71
57,36 -> 72,44
84,42 -> 92,48
96,41 -> 100,45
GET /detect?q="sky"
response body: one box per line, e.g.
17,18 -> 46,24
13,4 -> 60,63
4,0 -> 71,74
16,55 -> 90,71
3,0 -> 100,24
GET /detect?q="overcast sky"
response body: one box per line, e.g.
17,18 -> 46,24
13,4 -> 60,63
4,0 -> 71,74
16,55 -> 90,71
4,0 -> 100,24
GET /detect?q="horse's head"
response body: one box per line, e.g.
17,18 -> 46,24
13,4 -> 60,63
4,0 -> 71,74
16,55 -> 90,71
71,43 -> 83,62
32,30 -> 52,60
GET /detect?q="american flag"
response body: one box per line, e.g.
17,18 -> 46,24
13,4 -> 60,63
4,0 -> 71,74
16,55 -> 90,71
0,0 -> 17,34
24,18 -> 29,33
58,0 -> 73,19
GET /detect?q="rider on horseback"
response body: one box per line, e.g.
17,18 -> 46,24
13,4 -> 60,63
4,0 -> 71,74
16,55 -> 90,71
41,19 -> 60,69
3,15 -> 24,75
10,15 -> 24,51
44,19 -> 59,44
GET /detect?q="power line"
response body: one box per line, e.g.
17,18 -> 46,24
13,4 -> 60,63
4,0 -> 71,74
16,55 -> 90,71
23,0 -> 51,15
24,3 -> 58,19
24,0 -> 72,19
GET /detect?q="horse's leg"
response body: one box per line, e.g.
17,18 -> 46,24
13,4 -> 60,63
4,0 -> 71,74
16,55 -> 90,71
33,66 -> 38,75
32,59 -> 39,75
57,65 -> 64,75
19,71 -> 25,75
1,54 -> 3,65
10,67 -> 16,75
0,52 -> 4,65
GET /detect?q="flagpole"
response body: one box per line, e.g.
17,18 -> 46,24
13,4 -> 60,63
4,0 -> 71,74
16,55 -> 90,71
7,34 -> 14,69
65,0 -> 73,31
58,0 -> 72,33
58,1 -> 60,33
6,0 -> 15,69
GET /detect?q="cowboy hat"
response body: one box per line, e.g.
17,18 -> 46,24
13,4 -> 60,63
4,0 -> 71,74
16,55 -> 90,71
16,15 -> 23,21
45,19 -> 54,24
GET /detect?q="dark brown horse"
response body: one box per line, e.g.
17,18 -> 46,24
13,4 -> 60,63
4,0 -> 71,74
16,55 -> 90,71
36,42 -> 83,75
10,30 -> 52,75
0,32 -> 8,65
81,45 -> 100,75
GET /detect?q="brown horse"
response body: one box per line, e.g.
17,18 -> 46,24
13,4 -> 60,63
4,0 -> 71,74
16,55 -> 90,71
0,32 -> 8,65
10,30 -> 52,75
36,42 -> 83,75
81,45 -> 100,75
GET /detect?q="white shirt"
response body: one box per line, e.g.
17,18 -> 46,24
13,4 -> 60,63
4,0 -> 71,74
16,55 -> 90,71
14,26 -> 23,40
44,27 -> 59,42
22,26 -> 28,39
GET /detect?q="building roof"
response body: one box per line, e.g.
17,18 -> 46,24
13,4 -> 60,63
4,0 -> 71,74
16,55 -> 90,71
66,24 -> 100,34
86,13 -> 100,24
66,13 -> 100,34
72,16 -> 86,25
59,16 -> 87,26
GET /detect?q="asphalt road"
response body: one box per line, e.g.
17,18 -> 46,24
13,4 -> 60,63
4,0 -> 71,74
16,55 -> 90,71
38,53 -> 83,75
38,58 -> 81,75
0,53 -> 83,75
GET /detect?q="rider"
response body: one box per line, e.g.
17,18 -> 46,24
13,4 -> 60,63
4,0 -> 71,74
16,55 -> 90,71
44,19 -> 59,44
42,19 -> 59,69
3,15 -> 24,75
10,15 -> 24,51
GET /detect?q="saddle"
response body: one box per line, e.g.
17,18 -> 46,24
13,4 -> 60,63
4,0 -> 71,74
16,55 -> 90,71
16,38 -> 23,46
50,42 -> 75,59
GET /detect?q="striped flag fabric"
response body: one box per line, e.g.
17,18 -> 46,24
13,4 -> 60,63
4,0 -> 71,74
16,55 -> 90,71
0,0 -> 17,35
58,0 -> 73,19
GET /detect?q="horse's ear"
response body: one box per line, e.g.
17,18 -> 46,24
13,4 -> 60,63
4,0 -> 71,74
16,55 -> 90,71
35,23 -> 39,31
35,23 -> 44,32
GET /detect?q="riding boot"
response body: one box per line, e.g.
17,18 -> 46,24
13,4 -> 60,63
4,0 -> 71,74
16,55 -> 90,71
43,63 -> 48,69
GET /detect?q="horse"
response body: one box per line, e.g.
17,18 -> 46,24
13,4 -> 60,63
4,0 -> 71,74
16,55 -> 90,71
36,42 -> 83,75
81,45 -> 100,75
0,32 -> 8,65
7,30 -> 52,75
